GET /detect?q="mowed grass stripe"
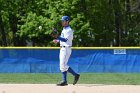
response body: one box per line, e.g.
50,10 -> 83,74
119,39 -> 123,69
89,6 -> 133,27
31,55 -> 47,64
0,73 -> 140,85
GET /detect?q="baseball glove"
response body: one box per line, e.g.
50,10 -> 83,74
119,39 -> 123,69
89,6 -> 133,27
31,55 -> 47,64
51,28 -> 59,38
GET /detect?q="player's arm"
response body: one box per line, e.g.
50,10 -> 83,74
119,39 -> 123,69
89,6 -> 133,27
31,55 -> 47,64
57,37 -> 68,42
52,36 -> 67,44
57,30 -> 73,42
52,36 -> 67,43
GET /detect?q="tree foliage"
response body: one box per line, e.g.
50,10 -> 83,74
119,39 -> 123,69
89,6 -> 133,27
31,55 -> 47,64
0,0 -> 140,47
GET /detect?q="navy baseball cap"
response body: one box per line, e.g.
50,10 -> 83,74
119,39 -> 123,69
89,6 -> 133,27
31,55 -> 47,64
61,16 -> 70,21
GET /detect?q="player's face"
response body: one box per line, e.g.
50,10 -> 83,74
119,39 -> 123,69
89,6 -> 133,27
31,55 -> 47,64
61,20 -> 69,27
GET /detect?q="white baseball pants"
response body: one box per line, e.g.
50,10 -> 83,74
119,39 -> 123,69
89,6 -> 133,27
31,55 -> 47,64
59,47 -> 71,72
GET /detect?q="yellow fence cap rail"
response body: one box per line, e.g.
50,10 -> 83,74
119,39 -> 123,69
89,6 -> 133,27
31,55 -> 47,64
0,47 -> 140,49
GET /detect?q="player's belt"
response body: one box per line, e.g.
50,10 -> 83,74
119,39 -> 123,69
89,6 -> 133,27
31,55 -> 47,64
60,46 -> 71,48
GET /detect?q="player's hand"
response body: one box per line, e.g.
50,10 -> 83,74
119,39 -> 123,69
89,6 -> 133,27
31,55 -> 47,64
53,39 -> 59,44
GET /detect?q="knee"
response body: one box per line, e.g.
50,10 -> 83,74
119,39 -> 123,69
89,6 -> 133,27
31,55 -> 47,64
60,64 -> 69,72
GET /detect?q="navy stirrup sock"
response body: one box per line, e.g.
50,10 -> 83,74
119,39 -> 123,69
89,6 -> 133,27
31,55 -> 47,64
62,71 -> 67,82
68,67 -> 77,76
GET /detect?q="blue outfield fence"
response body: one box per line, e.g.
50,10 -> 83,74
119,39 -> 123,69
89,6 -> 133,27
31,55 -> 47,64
0,47 -> 140,73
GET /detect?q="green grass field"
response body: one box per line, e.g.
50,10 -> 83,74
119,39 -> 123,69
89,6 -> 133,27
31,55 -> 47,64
0,73 -> 140,85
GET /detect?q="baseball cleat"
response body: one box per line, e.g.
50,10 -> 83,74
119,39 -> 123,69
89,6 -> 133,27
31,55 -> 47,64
57,81 -> 68,86
73,74 -> 80,85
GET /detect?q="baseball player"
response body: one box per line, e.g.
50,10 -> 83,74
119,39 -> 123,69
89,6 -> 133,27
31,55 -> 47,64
52,16 -> 80,86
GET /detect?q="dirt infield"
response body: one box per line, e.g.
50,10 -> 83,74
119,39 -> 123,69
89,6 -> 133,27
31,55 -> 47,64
0,84 -> 140,93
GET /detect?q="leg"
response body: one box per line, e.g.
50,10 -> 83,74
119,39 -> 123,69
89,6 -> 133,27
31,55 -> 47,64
68,67 -> 80,85
57,48 -> 69,86
59,48 -> 70,72
65,48 -> 80,85
67,67 -> 78,76
57,71 -> 68,86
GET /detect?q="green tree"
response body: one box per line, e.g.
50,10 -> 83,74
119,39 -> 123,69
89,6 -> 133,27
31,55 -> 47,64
0,0 -> 7,46
17,12 -> 53,46
1,0 -> 140,47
